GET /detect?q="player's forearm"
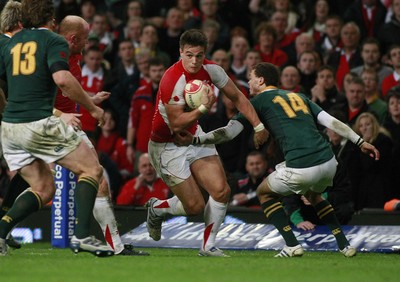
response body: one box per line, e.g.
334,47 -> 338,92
169,108 -> 205,133
193,120 -> 244,145
317,111 -> 364,146
54,70 -> 97,113
234,95 -> 264,131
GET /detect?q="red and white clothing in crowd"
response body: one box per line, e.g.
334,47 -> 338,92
116,177 -> 169,206
128,83 -> 157,153
150,58 -> 229,143
336,50 -> 356,91
381,71 -> 400,98
80,64 -> 105,133
96,131 -> 134,178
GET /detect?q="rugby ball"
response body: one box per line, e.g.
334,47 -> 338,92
184,79 -> 209,109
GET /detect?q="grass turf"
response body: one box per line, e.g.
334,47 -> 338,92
0,243 -> 398,282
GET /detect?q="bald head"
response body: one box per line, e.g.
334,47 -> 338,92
59,16 -> 90,54
59,15 -> 89,36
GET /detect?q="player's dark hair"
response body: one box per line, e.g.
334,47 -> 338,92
179,29 -> 208,50
21,0 -> 54,28
253,62 -> 280,87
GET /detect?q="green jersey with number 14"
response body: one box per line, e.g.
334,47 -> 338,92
236,88 -> 334,168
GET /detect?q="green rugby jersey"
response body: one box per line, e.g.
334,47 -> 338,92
236,88 -> 334,168
0,33 -> 10,47
0,28 -> 69,123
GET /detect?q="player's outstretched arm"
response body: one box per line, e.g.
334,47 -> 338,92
316,110 -> 380,160
174,120 -> 244,146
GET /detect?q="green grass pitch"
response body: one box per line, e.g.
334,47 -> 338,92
0,243 -> 398,282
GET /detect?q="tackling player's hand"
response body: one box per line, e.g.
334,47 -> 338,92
360,142 -> 380,161
201,84 -> 216,110
90,106 -> 105,127
92,91 -> 111,105
253,129 -> 269,149
60,112 -> 82,131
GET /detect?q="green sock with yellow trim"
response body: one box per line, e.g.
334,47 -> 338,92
74,177 -> 98,239
0,190 -> 41,238
261,198 -> 299,247
314,200 -> 349,249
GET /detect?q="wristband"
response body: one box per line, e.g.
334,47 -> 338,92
53,109 -> 62,117
253,123 -> 265,132
192,136 -> 200,145
355,137 -> 365,148
198,104 -> 209,114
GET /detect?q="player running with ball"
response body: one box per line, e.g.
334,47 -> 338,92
145,29 -> 268,257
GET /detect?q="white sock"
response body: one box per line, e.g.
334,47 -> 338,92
201,197 -> 227,251
93,196 -> 124,254
152,196 -> 187,216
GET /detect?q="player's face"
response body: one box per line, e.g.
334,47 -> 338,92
72,25 -> 90,54
358,116 -> 373,141
180,45 -> 206,74
248,70 -> 263,96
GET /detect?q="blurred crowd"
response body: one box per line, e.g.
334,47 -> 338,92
1,0 -> 400,224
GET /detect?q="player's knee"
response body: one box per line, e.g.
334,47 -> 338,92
84,163 -> 103,183
35,183 -> 56,205
210,185 -> 230,202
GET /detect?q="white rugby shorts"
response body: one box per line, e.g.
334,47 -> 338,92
148,139 -> 217,187
266,156 -> 338,196
1,116 -> 81,171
